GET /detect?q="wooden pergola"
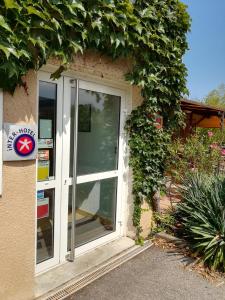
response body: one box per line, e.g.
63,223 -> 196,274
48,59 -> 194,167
180,99 -> 225,137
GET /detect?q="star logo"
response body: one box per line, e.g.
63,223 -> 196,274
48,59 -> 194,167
14,134 -> 35,157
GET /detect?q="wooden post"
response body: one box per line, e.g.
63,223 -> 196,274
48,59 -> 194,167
218,111 -> 225,174
221,112 -> 224,132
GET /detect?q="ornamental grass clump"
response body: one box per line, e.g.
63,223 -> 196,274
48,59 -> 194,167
177,173 -> 225,271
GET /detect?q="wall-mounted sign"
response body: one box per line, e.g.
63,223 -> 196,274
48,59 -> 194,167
38,149 -> 49,161
3,123 -> 37,161
39,119 -> 52,139
38,138 -> 53,149
37,160 -> 49,181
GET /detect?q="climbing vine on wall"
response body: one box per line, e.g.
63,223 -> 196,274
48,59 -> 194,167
0,0 -> 190,241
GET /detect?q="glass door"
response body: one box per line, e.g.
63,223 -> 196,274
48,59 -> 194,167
36,73 -> 126,273
62,78 -> 125,257
36,72 -> 63,273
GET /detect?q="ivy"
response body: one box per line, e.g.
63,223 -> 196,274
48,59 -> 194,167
0,0 -> 190,241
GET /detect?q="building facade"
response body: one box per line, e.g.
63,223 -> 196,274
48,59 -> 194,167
0,52 -> 152,300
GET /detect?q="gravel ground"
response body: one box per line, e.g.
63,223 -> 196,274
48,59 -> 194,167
66,245 -> 225,300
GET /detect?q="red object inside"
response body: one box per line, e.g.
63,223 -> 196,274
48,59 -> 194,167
37,204 -> 49,219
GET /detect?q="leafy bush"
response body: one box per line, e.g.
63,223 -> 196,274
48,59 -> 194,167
152,211 -> 176,234
177,173 -> 225,271
166,128 -> 225,182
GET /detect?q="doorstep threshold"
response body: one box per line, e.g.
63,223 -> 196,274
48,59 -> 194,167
35,237 -> 153,300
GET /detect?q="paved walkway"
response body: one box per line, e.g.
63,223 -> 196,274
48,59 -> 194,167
66,245 -> 225,300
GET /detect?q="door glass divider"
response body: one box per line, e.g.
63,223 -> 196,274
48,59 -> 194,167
66,171 -> 119,186
79,80 -> 125,97
36,180 -> 56,190
76,170 -> 119,184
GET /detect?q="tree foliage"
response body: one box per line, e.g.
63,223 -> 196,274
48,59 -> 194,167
0,0 -> 190,240
204,84 -> 225,109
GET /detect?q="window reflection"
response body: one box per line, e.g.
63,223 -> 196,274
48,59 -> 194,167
77,89 -> 121,175
36,188 -> 55,264
68,178 -> 117,250
38,81 -> 57,181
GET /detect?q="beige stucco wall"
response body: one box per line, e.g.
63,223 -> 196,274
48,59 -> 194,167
49,51 -> 133,84
140,200 -> 153,239
132,86 -> 143,108
0,70 -> 37,300
0,53 -> 153,300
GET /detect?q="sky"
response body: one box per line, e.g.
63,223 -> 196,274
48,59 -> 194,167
182,0 -> 225,101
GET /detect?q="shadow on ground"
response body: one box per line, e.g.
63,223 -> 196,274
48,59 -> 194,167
66,245 -> 225,300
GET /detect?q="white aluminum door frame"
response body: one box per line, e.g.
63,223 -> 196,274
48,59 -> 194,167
60,78 -> 126,260
35,72 -> 64,274
59,76 -> 74,262
35,73 -> 128,273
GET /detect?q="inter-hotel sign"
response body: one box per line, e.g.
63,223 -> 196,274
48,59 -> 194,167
3,123 -> 37,161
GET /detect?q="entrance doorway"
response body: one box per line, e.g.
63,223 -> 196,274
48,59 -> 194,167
36,72 -> 126,273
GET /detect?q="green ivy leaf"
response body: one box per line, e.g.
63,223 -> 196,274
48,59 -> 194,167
91,19 -> 102,31
69,41 -> 83,54
135,23 -> 143,35
3,0 -> 19,9
0,44 -> 11,58
26,6 -> 48,20
69,3 -> 85,12
0,16 -> 12,32
0,43 -> 18,58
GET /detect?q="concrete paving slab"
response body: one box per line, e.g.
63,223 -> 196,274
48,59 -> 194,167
35,237 -> 135,299
67,245 -> 225,300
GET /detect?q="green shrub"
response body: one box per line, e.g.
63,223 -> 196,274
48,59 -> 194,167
152,211 -> 176,234
177,173 -> 225,271
166,128 -> 225,183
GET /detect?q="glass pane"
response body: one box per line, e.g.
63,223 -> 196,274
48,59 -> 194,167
36,188 -> 55,264
38,81 -> 57,181
76,89 -> 121,176
69,86 -> 76,178
67,178 -> 117,250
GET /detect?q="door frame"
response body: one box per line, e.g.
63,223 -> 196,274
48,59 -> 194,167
35,72 -> 64,274
60,77 -> 127,261
35,69 -> 131,274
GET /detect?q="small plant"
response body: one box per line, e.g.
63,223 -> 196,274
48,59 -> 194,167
177,173 -> 225,271
152,211 -> 176,234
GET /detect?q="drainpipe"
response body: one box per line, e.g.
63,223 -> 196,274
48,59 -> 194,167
68,79 -> 79,262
